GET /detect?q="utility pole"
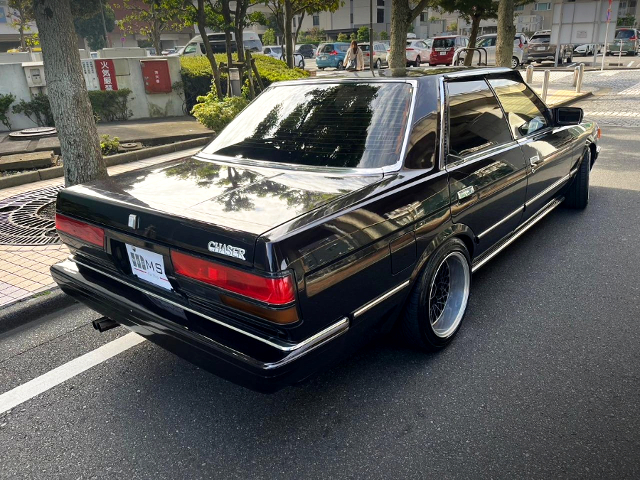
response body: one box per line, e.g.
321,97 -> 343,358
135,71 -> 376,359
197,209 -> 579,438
99,1 -> 111,48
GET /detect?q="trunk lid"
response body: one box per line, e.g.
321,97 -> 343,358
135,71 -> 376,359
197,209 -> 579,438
57,157 -> 381,267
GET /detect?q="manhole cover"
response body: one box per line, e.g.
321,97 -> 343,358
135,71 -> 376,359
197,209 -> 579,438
9,126 -> 58,139
0,185 -> 64,245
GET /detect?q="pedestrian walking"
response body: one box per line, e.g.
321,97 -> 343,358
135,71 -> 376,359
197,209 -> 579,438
344,40 -> 364,71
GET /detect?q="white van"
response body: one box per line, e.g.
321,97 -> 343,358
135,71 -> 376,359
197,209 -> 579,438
180,32 -> 262,56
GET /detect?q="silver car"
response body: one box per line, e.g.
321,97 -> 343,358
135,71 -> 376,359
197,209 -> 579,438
469,33 -> 528,68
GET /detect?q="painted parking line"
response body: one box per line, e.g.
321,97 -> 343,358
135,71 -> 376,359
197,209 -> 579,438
0,332 -> 145,415
628,61 -> 635,67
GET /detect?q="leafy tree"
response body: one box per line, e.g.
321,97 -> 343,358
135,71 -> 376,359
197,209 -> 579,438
379,30 -> 388,41
349,32 -> 356,41
263,1 -> 342,68
357,25 -> 369,42
32,0 -> 108,186
74,2 -> 116,51
119,0 -> 186,55
263,27 -> 277,45
388,0 -> 431,71
337,32 -> 348,42
447,21 -> 457,32
617,14 -> 637,27
298,27 -> 325,43
437,0 -> 498,66
7,0 -> 34,50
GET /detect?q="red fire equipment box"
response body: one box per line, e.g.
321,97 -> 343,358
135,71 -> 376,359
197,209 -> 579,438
140,60 -> 172,94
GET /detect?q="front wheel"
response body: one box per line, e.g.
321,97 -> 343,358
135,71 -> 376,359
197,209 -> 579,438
511,56 -> 520,69
401,238 -> 471,351
565,149 -> 591,209
336,62 -> 344,70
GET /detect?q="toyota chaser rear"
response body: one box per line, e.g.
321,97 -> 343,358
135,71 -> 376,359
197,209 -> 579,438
51,80 -> 415,392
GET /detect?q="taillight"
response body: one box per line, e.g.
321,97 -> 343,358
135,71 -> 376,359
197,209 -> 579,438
55,213 -> 105,248
519,42 -> 524,49
631,36 -> 637,40
170,250 -> 296,306
329,50 -> 338,55
406,47 -> 414,51
597,128 -> 602,139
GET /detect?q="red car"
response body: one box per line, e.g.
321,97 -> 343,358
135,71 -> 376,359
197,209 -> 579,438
429,35 -> 469,66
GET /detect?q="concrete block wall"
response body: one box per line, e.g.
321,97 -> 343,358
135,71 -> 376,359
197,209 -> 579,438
0,56 -> 186,132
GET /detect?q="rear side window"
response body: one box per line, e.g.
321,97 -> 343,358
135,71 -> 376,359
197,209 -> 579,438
447,80 -> 512,158
203,82 -> 413,169
337,44 -> 350,52
434,38 -> 455,49
488,78 -> 549,138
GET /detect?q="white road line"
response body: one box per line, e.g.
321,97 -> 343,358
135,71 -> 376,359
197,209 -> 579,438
0,332 -> 145,415
628,61 -> 635,67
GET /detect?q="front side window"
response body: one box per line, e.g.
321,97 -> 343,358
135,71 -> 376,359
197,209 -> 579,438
447,80 -> 512,158
184,44 -> 196,54
203,82 -> 413,169
488,77 -> 549,138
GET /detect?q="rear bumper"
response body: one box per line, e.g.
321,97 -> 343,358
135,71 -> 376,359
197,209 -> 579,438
51,258 -> 349,393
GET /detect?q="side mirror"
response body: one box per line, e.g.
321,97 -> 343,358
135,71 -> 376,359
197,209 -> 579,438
554,107 -> 583,126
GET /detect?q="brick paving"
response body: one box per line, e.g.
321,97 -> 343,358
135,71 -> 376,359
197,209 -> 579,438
0,147 -> 202,308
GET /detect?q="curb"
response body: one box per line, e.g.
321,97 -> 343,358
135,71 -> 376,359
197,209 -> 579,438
547,91 -> 593,108
0,287 -> 77,335
0,136 -> 211,190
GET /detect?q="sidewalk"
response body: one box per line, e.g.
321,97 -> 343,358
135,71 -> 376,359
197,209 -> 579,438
0,146 -> 202,308
0,117 -> 211,156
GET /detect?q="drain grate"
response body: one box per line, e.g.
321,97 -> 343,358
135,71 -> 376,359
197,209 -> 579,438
0,185 -> 64,246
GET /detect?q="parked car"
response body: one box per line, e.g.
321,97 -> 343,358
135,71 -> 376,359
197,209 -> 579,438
262,45 -> 305,68
429,35 -> 469,66
295,44 -> 317,58
405,39 -> 432,67
315,42 -> 351,69
606,28 -> 640,55
527,30 -> 573,64
574,43 -> 599,56
460,33 -> 528,68
51,68 -> 599,393
358,42 -> 389,68
181,32 -> 262,56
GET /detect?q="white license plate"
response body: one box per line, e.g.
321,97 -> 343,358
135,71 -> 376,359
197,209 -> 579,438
536,46 -> 546,51
320,55 -> 327,60
126,244 -> 172,291
440,51 -> 447,56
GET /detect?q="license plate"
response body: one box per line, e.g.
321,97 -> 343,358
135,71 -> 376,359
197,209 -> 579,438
126,244 -> 172,291
320,55 -> 327,60
536,46 -> 545,51
440,51 -> 447,56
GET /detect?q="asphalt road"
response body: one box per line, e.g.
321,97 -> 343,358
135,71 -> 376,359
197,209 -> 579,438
1,112 -> 639,479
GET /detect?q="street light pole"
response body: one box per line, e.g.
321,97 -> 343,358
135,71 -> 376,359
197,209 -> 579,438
100,1 -> 111,48
370,0 -> 374,73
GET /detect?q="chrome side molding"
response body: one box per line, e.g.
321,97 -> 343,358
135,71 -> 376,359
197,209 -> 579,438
353,280 -> 411,318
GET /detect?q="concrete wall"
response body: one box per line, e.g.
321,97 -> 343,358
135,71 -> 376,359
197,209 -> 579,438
0,56 -> 186,132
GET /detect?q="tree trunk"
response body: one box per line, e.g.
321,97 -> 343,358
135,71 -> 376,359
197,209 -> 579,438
464,14 -> 481,66
33,0 -> 107,187
389,0 -> 411,72
19,24 -> 25,50
220,0 -> 234,71
284,0 -> 294,68
196,0 -> 223,100
294,11 -> 305,45
496,0 -> 516,67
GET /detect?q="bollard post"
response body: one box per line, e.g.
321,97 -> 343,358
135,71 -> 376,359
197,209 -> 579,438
229,68 -> 242,97
541,69 -> 550,102
576,63 -> 585,93
573,66 -> 579,87
526,64 -> 534,84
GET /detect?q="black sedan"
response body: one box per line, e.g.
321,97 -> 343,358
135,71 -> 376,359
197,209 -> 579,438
51,68 -> 599,392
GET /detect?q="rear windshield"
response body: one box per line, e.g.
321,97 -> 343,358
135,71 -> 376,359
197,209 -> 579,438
530,35 -> 550,44
202,83 -> 413,169
433,38 -> 455,48
615,29 -> 636,39
318,44 -> 334,53
360,44 -> 370,51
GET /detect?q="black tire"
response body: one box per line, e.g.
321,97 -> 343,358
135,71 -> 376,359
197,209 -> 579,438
337,62 -> 344,70
565,149 -> 591,209
401,238 -> 471,351
375,59 -> 381,69
511,56 -> 520,69
415,55 -> 421,67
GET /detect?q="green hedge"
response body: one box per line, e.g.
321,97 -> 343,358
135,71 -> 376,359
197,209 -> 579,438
180,54 -> 309,111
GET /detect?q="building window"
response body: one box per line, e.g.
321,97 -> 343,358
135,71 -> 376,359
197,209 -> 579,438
514,5 -> 525,11
534,2 -> 551,11
420,12 -> 427,22
313,15 -> 319,26
350,13 -> 353,24
377,7 -> 384,23
620,1 -> 627,8
377,0 -> 384,5
631,0 -> 638,7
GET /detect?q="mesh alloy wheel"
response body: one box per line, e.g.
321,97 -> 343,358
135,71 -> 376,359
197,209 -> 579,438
427,251 -> 471,338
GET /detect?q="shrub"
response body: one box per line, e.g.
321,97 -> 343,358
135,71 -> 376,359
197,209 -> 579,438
0,93 -> 16,130
337,33 -> 348,42
100,134 -> 120,156
191,93 -> 248,132
12,94 -> 54,127
88,89 -> 133,122
180,54 -> 309,112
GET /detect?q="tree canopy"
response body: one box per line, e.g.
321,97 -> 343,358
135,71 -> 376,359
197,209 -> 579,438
74,2 -> 116,51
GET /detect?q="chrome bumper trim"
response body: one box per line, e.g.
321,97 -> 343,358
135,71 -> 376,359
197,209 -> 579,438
68,258 -> 348,355
353,280 -> 411,318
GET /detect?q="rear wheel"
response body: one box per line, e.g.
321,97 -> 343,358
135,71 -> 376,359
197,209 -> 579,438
336,62 -> 344,70
565,149 -> 591,209
415,55 -> 421,67
375,58 -> 381,69
511,56 -> 520,68
401,238 -> 471,351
